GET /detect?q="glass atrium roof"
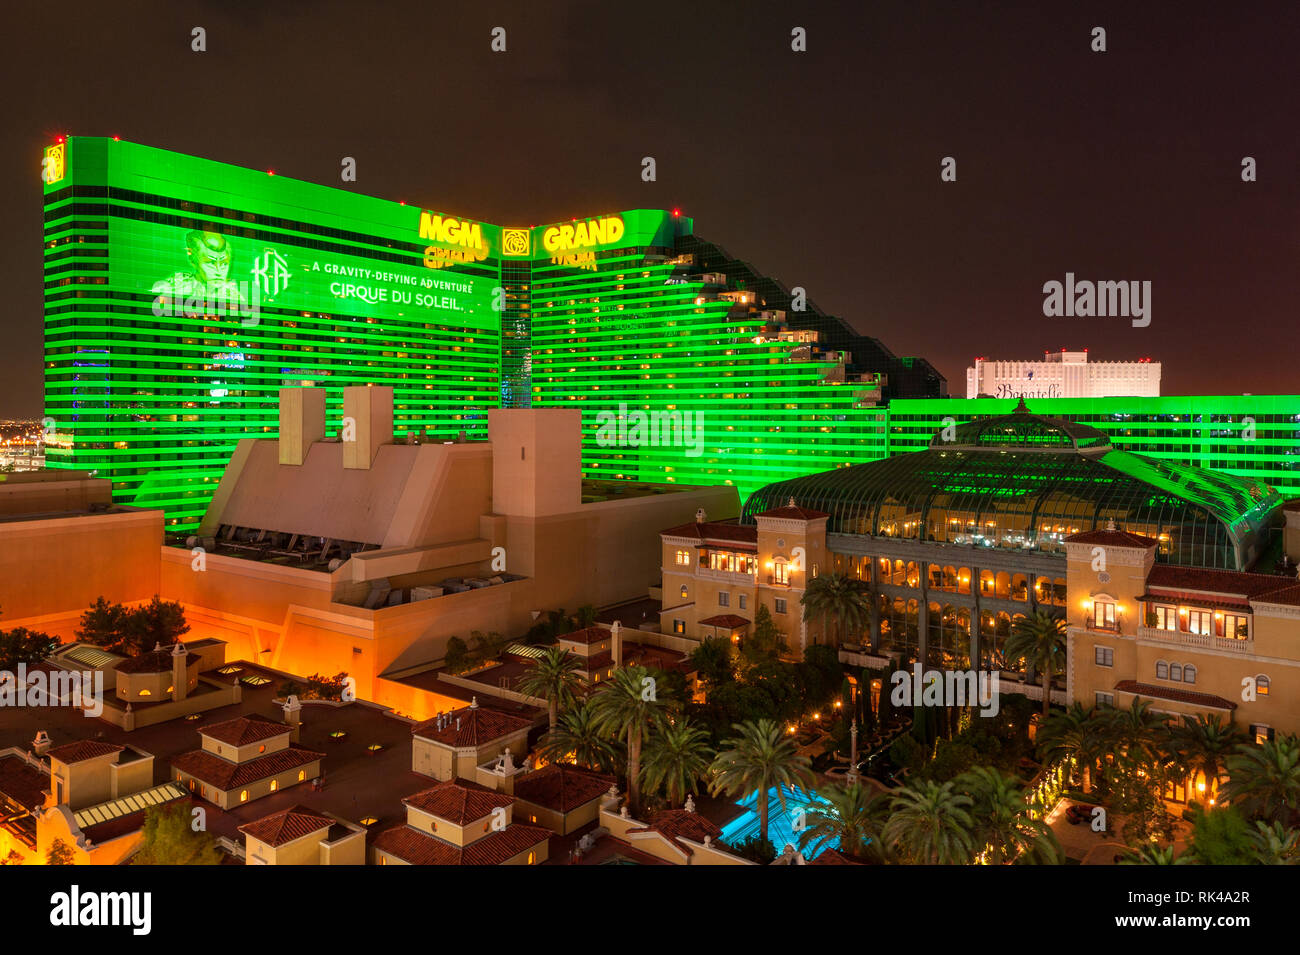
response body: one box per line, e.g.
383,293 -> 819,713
743,407 -> 1281,569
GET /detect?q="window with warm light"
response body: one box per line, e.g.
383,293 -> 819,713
1093,601 -> 1116,630
1187,610 -> 1213,635
1152,605 -> 1176,630
679,585 -> 688,599
1256,674 -> 1270,696
240,790 -> 249,803
1222,613 -> 1249,639
774,559 -> 790,585
258,745 -> 266,753
270,779 -> 278,792
673,619 -> 685,634
298,770 -> 306,781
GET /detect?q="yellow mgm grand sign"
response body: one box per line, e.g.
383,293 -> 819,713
419,211 -> 489,269
541,215 -> 624,271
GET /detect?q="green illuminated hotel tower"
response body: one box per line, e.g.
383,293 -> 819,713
41,137 -> 943,530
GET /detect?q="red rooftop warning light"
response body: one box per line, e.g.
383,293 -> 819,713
672,208 -> 681,217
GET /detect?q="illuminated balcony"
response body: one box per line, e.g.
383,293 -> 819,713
1137,625 -> 1254,654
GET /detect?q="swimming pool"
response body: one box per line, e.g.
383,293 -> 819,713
719,785 -> 838,859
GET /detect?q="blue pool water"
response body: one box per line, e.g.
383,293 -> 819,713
720,785 -> 838,859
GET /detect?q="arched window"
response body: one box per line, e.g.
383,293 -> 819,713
270,779 -> 279,792
906,562 -> 920,588
996,572 -> 1011,600
298,770 -> 306,781
1170,664 -> 1183,683
957,567 -> 971,594
1257,674 -> 1270,696
679,585 -> 688,599
527,851 -> 536,865
1011,574 -> 1028,602
239,790 -> 249,803
978,570 -> 995,595
1184,665 -> 1197,684
1156,661 -> 1169,680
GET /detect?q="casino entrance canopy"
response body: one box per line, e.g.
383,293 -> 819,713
742,402 -> 1282,570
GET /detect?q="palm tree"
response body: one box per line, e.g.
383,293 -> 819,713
588,665 -> 668,815
535,702 -> 619,772
641,717 -> 713,807
1223,734 -> 1300,825
516,646 -> 586,730
800,572 -> 871,648
1169,714 -> 1244,799
1037,703 -> 1104,793
883,779 -> 975,864
1004,611 -> 1066,717
710,719 -> 814,848
955,766 -> 1061,864
1248,820 -> 1300,864
1119,843 -> 1187,865
797,781 -> 891,862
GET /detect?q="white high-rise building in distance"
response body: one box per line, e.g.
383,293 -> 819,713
966,350 -> 1161,400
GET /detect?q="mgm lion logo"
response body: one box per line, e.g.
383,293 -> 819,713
502,228 -> 531,257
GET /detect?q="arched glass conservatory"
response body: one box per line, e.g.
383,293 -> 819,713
742,405 -> 1281,570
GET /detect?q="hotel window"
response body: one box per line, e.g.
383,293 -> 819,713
1095,692 -> 1114,707
1187,610 -> 1213,635
527,851 -> 536,865
1222,614 -> 1249,639
259,745 -> 266,753
270,779 -> 279,792
675,549 -> 691,566
1184,665 -> 1196,684
1169,664 -> 1183,682
738,595 -> 748,611
673,619 -> 685,634
240,790 -> 249,803
680,585 -> 688,599
1156,661 -> 1169,680
1252,724 -> 1274,745
775,598 -> 788,615
298,770 -> 306,781
1256,674 -> 1270,696
1094,646 -> 1113,667
1093,601 -> 1116,630
718,593 -> 730,607
773,559 -> 790,585
1152,606 -> 1176,630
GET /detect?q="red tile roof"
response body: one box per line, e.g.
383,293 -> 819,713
809,847 -> 866,865
46,740 -> 123,764
199,714 -> 291,747
1144,565 -> 1299,605
403,779 -> 514,825
581,651 -> 613,671
698,614 -> 750,629
1114,680 -> 1236,710
411,703 -> 532,748
116,648 -> 202,675
513,764 -> 614,814
1255,583 -> 1300,608
559,627 -> 612,646
755,504 -> 829,521
170,745 -> 323,791
238,804 -> 334,847
1065,529 -> 1159,548
628,809 -> 722,856
372,822 -> 550,865
0,756 -> 48,810
660,521 -> 758,545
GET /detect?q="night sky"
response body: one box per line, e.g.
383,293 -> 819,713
2,0 -> 1297,417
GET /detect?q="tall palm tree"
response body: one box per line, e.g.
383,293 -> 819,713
588,665 -> 668,815
640,717 -> 713,808
516,646 -> 586,730
955,766 -> 1061,864
1170,713 -> 1244,799
1104,698 -> 1171,772
1037,703 -> 1104,793
797,781 -> 891,862
1004,611 -> 1066,717
1223,734 -> 1300,825
800,572 -> 871,648
883,779 -> 975,864
535,701 -> 619,772
709,719 -> 814,848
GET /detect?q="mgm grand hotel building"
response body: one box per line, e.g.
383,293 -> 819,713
742,402 -> 1285,680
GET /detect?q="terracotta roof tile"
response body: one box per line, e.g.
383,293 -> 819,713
559,627 -> 612,646
660,521 -> 757,545
1065,529 -> 1159,548
372,822 -> 550,865
628,809 -> 721,855
411,703 -> 532,748
239,804 -> 334,847
0,756 -> 48,810
170,745 -> 323,791
199,714 -> 291,747
46,740 -> 123,764
1114,680 -> 1236,710
403,779 -> 514,824
1145,565 -> 1298,603
698,614 -> 750,628
513,764 -> 614,814
116,648 -> 201,675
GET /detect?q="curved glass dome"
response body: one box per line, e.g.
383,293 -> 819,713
933,401 -> 1112,452
743,407 -> 1281,569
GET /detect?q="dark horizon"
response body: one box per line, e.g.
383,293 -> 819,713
2,0 -> 1298,417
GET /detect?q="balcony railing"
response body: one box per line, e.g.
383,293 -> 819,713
1137,626 -> 1254,654
698,566 -> 757,584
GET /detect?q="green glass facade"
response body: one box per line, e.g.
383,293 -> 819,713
885,396 -> 1300,499
41,138 -> 899,529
